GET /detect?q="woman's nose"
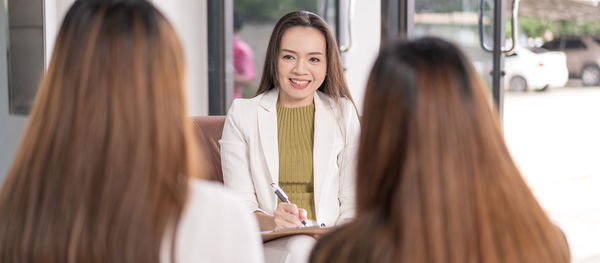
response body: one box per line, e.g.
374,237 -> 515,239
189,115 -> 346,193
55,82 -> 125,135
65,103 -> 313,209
292,60 -> 308,74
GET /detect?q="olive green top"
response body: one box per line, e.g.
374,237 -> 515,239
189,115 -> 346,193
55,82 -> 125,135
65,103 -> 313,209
277,104 -> 316,220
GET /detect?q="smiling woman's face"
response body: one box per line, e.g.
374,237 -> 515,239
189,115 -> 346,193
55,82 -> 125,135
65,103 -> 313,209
276,26 -> 327,108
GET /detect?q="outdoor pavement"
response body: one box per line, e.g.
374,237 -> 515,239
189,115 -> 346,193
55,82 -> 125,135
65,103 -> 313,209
504,84 -> 600,263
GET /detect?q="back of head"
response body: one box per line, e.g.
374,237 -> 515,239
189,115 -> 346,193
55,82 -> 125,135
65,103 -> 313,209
0,0 -> 197,262
311,37 -> 569,263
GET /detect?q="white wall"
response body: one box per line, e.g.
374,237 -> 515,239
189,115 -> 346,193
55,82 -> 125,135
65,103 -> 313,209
342,0 -> 380,114
152,0 -> 209,116
44,0 -> 74,66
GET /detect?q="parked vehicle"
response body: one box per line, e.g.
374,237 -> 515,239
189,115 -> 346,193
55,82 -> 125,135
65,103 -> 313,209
541,36 -> 600,86
504,46 -> 569,91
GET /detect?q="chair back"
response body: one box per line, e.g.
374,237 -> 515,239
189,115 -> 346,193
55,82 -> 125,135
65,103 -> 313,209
191,116 -> 226,182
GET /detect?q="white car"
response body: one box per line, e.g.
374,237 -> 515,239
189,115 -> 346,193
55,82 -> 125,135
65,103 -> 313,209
504,46 -> 569,91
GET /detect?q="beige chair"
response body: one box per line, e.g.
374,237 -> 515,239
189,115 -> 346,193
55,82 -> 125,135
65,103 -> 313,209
191,116 -> 226,182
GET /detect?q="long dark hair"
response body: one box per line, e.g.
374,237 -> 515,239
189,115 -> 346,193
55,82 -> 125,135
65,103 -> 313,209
255,11 -> 353,103
310,37 -> 569,263
0,1 -> 200,262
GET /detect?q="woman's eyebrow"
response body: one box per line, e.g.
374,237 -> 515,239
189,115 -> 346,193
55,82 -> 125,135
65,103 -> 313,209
281,49 -> 297,54
280,49 -> 323,56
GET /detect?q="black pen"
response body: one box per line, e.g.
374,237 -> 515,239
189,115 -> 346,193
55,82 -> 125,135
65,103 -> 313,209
270,183 -> 308,226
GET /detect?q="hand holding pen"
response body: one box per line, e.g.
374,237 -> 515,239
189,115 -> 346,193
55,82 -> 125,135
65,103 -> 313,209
271,183 -> 308,228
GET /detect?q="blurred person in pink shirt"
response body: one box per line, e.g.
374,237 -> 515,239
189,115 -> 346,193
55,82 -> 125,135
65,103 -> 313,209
233,11 -> 256,98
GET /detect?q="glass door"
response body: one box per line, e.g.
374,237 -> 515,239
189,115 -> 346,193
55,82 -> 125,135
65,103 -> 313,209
414,0 -> 494,86
409,0 -> 509,113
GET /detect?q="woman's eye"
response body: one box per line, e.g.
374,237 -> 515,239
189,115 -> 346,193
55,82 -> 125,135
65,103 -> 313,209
309,57 -> 321,62
282,55 -> 294,60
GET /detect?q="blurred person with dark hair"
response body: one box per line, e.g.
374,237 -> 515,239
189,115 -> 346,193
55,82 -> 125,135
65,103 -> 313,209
0,1 -> 263,262
309,37 -> 570,263
233,11 -> 256,98
221,10 -> 360,263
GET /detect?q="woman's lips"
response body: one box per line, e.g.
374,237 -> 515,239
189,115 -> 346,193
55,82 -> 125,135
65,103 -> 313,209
289,78 -> 310,89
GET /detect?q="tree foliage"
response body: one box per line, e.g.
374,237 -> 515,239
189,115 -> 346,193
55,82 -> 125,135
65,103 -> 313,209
508,16 -> 600,38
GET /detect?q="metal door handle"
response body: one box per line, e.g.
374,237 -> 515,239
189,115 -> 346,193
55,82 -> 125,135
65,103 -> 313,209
339,0 -> 355,53
479,0 -> 519,53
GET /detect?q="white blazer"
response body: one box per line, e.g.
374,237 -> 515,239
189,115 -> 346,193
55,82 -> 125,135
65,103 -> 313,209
160,180 -> 264,263
220,88 -> 360,227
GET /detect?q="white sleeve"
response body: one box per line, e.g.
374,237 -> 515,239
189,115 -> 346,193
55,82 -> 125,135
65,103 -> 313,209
219,101 -> 261,212
224,201 -> 265,263
169,182 -> 265,263
336,100 -> 360,224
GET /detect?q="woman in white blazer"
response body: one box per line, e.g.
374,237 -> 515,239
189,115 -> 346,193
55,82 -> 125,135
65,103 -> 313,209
220,11 -> 360,263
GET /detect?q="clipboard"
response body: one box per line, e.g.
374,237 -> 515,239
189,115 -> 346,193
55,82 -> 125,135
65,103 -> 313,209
261,226 -> 334,242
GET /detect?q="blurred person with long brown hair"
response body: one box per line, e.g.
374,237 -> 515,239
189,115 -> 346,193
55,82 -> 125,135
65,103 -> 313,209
220,10 -> 360,263
309,37 -> 570,263
0,1 -> 263,262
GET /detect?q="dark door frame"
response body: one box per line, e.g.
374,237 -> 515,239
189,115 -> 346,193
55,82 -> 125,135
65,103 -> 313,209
491,0 -> 506,118
380,0 -> 413,44
207,0 -> 233,115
